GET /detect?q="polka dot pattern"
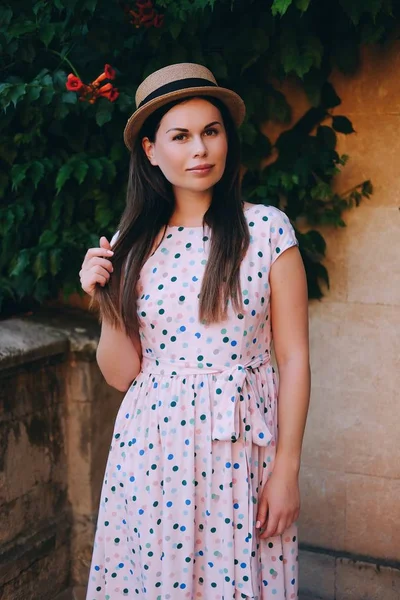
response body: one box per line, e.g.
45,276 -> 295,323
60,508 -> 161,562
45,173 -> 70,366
87,205 -> 299,599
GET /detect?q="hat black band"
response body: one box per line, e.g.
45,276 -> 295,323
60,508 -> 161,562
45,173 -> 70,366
138,78 -> 218,108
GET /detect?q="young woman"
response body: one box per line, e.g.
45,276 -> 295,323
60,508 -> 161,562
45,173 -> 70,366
80,63 -> 310,600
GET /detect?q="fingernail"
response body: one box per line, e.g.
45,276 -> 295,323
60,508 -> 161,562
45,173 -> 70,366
256,520 -> 261,529
107,250 -> 114,255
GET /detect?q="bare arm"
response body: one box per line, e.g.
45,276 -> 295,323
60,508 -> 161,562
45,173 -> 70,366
79,234 -> 143,392
96,320 -> 142,392
270,245 -> 310,475
257,244 -> 310,539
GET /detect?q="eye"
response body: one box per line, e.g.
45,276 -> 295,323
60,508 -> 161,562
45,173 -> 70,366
172,133 -> 187,141
204,128 -> 218,136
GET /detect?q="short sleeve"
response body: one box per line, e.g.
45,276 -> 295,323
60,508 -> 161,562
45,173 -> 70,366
110,230 -> 120,248
269,207 -> 298,265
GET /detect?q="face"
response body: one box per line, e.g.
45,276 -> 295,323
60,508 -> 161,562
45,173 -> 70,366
142,98 -> 228,195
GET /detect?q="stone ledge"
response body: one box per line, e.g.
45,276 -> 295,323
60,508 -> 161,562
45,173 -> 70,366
336,558 -> 400,600
0,309 -> 100,373
29,308 -> 101,359
300,547 -> 400,600
300,549 -> 335,599
0,318 -> 68,373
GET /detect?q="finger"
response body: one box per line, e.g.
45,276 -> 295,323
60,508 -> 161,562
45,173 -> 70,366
99,236 -> 111,250
275,518 -> 288,537
85,247 -> 114,261
83,247 -> 114,268
81,267 -> 111,289
80,264 -> 111,284
91,273 -> 108,288
256,495 -> 269,531
87,257 -> 114,273
81,273 -> 108,295
97,273 -> 108,287
261,512 -> 279,539
91,265 -> 112,280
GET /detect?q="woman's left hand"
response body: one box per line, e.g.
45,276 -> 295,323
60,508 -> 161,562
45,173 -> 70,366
256,466 -> 300,539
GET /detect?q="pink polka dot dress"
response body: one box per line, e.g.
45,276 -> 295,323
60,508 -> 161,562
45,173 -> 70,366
86,204 -> 299,600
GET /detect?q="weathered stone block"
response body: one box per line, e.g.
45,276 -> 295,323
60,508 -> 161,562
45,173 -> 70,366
299,466 -> 346,551
301,385 -> 349,473
4,420 -> 52,503
0,319 -> 68,373
0,543 -> 70,600
345,474 -> 400,560
0,516 -> 70,597
345,206 -> 400,306
299,550 -> 335,600
70,514 -> 96,588
341,389 -> 400,479
303,386 -> 400,479
336,558 -> 400,600
309,301 -> 400,396
0,483 -> 67,547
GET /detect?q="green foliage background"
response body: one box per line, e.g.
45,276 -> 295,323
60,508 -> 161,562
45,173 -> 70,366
1,0 -> 398,315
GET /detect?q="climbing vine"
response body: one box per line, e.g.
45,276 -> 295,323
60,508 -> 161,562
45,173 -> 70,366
0,0 -> 397,314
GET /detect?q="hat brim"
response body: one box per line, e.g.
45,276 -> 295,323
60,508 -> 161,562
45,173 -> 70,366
123,87 -> 246,151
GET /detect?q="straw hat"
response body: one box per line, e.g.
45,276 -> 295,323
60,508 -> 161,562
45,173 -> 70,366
123,63 -> 246,150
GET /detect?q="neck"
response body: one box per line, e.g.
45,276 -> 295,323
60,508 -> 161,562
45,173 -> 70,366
169,187 -> 213,227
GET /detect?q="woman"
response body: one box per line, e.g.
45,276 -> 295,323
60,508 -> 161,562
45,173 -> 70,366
80,63 -> 310,600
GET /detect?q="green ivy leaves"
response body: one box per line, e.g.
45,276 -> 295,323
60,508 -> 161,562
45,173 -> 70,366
272,0 -> 311,16
0,70 -> 56,111
55,157 -> 116,194
332,116 -> 355,134
96,100 -> 115,126
272,0 -> 294,17
0,83 -> 27,108
280,29 -> 323,77
0,0 -> 396,314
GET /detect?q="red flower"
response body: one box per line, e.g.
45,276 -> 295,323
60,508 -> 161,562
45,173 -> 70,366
91,64 -> 117,88
98,84 -> 119,102
108,87 -> 119,102
104,64 -> 116,80
64,63 -> 119,104
66,73 -> 84,91
140,9 -> 157,27
98,83 -> 113,93
125,0 -> 163,29
153,13 -> 164,28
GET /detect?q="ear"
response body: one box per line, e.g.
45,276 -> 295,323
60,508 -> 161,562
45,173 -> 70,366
142,137 -> 158,166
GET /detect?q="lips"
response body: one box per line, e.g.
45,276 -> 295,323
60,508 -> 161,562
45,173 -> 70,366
187,164 -> 214,171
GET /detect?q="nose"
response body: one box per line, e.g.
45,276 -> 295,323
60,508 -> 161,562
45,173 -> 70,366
193,135 -> 208,158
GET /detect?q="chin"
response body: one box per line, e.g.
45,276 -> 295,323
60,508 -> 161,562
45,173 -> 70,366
190,174 -> 224,190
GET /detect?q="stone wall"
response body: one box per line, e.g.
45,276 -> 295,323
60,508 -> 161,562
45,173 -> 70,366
0,320 -> 71,599
270,42 -> 400,598
0,311 -> 122,599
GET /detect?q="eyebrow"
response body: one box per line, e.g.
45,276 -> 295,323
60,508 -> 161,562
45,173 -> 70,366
165,121 -> 222,133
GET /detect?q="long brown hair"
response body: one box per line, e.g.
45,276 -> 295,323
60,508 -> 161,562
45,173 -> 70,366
92,96 -> 250,338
